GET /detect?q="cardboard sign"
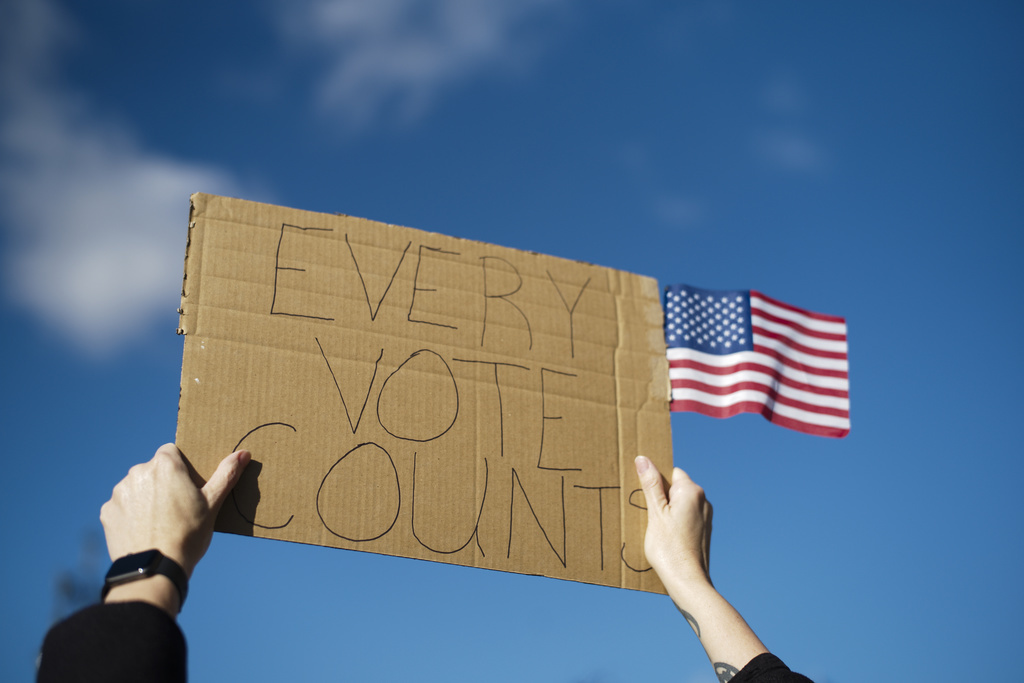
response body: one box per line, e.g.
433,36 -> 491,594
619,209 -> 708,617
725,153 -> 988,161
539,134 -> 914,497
176,194 -> 673,592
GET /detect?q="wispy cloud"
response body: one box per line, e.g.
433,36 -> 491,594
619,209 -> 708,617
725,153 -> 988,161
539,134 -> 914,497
652,195 -> 705,229
754,128 -> 825,172
760,71 -> 808,116
278,0 -> 579,126
0,0 -> 241,355
617,143 -> 707,230
753,72 -> 827,172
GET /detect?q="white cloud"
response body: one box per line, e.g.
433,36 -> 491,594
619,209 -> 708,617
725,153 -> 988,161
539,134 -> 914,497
653,195 -> 705,229
753,72 -> 827,173
279,0 -> 578,126
755,128 -> 825,172
0,0 -> 241,355
617,143 -> 707,230
760,73 -> 807,116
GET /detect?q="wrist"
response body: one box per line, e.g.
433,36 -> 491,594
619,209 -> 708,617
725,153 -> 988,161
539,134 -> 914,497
661,570 -> 718,613
102,549 -> 189,617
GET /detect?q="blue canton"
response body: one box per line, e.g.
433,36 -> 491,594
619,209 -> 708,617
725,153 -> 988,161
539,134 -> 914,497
663,284 -> 753,355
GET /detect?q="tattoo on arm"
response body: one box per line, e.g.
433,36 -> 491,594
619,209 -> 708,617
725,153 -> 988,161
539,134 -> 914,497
676,606 -> 700,637
714,663 -> 739,683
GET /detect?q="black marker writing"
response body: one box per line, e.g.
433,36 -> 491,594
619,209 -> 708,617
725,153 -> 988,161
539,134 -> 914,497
271,224 -> 334,321
377,349 -> 460,442
508,469 -> 566,568
480,256 -> 533,350
230,422 -> 297,530
573,485 -> 619,570
346,234 -> 410,322
451,357 -> 528,458
547,270 -> 590,358
317,442 -> 400,542
316,338 -> 382,434
411,452 -> 488,556
537,367 -> 581,472
408,244 -> 460,329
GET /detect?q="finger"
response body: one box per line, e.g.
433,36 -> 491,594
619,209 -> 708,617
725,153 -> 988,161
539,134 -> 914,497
201,450 -> 252,513
635,455 -> 668,511
153,442 -> 182,464
672,467 -> 693,484
151,443 -> 192,485
668,467 -> 689,501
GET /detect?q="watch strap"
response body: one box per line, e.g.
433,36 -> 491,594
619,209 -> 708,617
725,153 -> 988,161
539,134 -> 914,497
101,550 -> 189,609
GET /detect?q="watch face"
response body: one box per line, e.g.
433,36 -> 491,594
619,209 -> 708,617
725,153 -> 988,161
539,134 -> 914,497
106,549 -> 162,584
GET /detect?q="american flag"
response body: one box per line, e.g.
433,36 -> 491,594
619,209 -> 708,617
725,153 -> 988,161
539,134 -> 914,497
664,284 -> 850,438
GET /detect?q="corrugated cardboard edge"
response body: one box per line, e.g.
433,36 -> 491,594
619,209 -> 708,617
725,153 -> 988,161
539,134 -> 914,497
611,269 -> 672,593
176,195 -> 201,438
177,193 -> 204,337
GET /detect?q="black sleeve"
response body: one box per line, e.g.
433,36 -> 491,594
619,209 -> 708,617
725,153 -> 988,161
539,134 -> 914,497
731,653 -> 815,683
37,601 -> 187,683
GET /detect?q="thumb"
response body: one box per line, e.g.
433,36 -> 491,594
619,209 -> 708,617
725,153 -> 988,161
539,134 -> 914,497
634,455 -> 668,511
202,450 -> 251,513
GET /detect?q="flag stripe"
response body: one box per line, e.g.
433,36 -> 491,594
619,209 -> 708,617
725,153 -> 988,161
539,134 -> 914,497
671,400 -> 850,438
668,356 -> 849,393
671,381 -> 849,417
669,388 -> 852,429
667,347 -> 849,384
750,307 -> 848,343
751,291 -> 846,328
751,314 -> 848,352
752,333 -> 850,371
669,370 -> 850,410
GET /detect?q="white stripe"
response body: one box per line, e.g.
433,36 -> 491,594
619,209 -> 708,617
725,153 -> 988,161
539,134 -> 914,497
670,388 -> 852,429
753,334 -> 849,371
751,314 -> 848,353
751,295 -> 847,335
666,345 -> 849,378
666,348 -> 849,390
669,368 -> 850,410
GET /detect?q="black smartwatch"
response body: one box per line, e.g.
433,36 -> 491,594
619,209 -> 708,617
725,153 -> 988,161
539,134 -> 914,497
101,549 -> 189,609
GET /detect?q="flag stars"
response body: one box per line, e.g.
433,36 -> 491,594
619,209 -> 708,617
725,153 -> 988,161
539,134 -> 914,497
665,286 -> 755,355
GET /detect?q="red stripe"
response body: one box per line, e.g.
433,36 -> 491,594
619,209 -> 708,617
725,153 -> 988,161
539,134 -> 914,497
686,341 -> 849,379
669,358 -> 849,396
670,380 -> 850,419
750,307 -> 847,342
669,400 -> 850,438
750,290 -> 846,324
753,327 -> 847,360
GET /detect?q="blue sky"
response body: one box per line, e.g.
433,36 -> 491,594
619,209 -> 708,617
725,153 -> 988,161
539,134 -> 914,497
2,1 -> 1022,681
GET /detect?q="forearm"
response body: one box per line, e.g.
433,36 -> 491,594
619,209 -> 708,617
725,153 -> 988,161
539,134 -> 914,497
103,575 -> 182,618
662,574 -> 768,682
